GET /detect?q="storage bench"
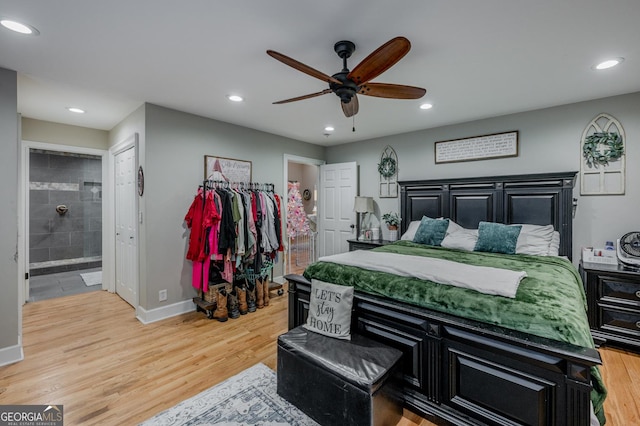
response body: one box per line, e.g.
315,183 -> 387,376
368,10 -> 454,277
277,326 -> 403,426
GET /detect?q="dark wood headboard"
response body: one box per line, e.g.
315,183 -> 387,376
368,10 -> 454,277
399,171 -> 577,259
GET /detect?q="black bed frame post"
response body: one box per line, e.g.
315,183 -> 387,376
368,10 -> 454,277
400,184 -> 408,234
287,275 -> 297,330
561,175 -> 576,261
565,362 -> 593,425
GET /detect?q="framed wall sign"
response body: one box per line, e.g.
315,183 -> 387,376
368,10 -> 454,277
204,155 -> 252,182
435,131 -> 519,164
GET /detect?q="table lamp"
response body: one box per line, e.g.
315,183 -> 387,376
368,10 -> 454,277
354,196 -> 374,240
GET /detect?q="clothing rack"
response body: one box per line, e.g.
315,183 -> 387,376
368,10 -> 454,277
190,179 -> 283,319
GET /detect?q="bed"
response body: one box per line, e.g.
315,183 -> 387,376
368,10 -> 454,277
285,172 -> 605,426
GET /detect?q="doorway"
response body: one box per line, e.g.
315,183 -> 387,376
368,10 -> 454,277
21,142 -> 106,303
284,155 -> 323,275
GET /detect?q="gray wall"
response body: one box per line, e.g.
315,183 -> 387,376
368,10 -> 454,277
22,117 -> 109,149
0,68 -> 19,358
326,91 -> 640,261
135,103 -> 325,310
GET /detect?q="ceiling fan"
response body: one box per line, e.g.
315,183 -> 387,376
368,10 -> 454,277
266,36 -> 426,118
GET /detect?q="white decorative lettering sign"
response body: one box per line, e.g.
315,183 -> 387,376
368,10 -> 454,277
303,279 -> 354,340
435,131 -> 519,164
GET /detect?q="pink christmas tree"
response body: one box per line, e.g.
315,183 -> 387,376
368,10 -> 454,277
287,181 -> 310,237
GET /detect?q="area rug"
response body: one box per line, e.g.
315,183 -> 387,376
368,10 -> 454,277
80,271 -> 102,286
139,363 -> 318,425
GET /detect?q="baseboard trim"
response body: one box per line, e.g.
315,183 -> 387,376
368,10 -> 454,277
0,342 -> 24,367
136,299 -> 195,324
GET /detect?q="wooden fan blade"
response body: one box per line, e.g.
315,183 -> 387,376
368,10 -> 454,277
358,82 -> 426,99
273,89 -> 332,104
347,37 -> 411,85
341,95 -> 359,117
267,50 -> 342,85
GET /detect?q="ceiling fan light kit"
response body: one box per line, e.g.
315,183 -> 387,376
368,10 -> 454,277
267,36 -> 426,118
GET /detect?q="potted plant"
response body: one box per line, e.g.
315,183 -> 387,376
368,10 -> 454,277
382,212 -> 401,241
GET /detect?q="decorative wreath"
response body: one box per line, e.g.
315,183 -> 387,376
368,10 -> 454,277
377,156 -> 397,178
583,132 -> 624,168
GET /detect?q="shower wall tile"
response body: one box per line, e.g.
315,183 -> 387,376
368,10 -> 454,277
48,154 -> 86,169
29,203 -> 55,219
30,232 -> 70,250
85,203 -> 102,218
29,190 -> 49,205
50,217 -> 85,233
29,218 -> 51,233
29,248 -> 49,263
29,152 -> 49,168
50,246 -> 84,261
49,189 -> 80,204
29,150 -> 102,267
89,217 -> 102,231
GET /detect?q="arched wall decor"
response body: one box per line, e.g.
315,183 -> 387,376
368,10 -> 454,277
580,113 -> 626,195
378,145 -> 398,198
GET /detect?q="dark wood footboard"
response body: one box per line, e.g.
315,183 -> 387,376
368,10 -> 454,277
285,274 -> 601,426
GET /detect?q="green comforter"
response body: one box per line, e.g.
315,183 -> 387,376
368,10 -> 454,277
303,241 -> 607,423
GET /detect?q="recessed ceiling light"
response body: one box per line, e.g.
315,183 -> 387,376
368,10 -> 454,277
324,126 -> 334,132
227,95 -> 243,102
419,103 -> 433,110
67,107 -> 85,114
593,58 -> 624,70
1,19 -> 39,35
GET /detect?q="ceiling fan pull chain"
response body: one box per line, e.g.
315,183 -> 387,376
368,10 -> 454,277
352,115 -> 356,132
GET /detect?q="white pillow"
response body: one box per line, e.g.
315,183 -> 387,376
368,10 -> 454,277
548,231 -> 560,256
441,227 -> 479,251
514,224 -> 555,256
445,219 -> 463,235
400,220 -> 421,240
304,279 -> 354,340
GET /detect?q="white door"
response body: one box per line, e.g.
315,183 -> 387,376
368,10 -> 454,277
114,146 -> 137,307
318,162 -> 357,257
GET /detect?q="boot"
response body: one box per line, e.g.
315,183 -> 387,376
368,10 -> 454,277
227,288 -> 241,319
262,277 -> 270,307
246,280 -> 257,313
255,279 -> 264,309
213,288 -> 228,322
234,281 -> 248,315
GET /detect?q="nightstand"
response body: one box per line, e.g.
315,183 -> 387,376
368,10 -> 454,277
347,239 -> 395,251
580,261 -> 640,353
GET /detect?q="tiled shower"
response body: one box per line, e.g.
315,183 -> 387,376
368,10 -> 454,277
29,149 -> 102,276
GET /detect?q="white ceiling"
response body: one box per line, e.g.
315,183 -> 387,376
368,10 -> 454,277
1,1 -> 639,146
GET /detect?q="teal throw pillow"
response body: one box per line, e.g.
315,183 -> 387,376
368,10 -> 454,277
413,217 -> 450,246
474,222 -> 522,254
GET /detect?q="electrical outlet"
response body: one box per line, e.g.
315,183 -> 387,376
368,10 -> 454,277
159,289 -> 168,302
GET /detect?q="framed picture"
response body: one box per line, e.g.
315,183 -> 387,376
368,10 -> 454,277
434,131 -> 519,164
204,155 -> 252,182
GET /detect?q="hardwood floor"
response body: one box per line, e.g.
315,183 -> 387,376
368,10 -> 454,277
1,289 -> 638,425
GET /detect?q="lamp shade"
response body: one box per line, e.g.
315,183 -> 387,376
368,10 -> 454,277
353,196 -> 374,213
